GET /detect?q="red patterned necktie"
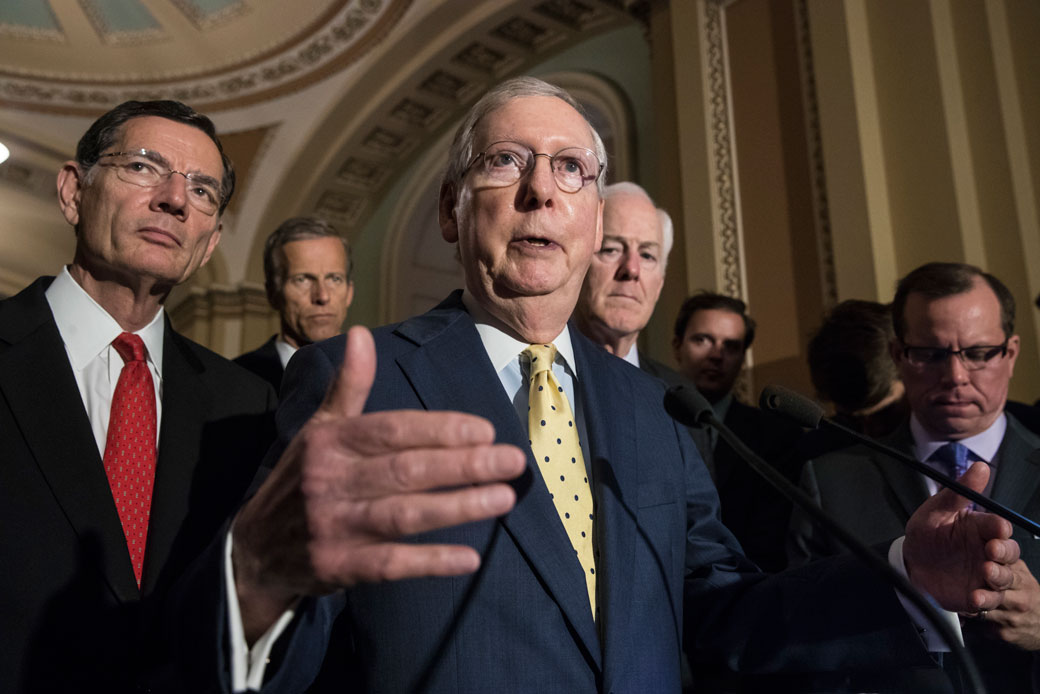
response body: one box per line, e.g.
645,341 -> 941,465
102,332 -> 157,588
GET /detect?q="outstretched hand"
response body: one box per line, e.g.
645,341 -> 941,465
903,461 -> 1019,614
231,326 -> 526,642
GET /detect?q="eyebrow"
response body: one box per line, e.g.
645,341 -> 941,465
133,148 -> 222,190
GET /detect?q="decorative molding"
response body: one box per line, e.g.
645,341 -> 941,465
168,0 -> 249,31
794,0 -> 836,307
309,2 -> 636,235
0,0 -> 412,114
702,0 -> 744,300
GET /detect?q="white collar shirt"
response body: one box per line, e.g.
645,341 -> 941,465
45,266 -> 165,458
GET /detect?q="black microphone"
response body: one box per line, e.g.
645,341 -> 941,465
760,384 -> 1040,537
664,383 -> 987,694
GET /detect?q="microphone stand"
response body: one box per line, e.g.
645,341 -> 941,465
664,384 -> 986,694
761,385 -> 1040,537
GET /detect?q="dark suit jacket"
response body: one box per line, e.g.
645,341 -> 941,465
714,399 -> 805,572
790,414 -> 1040,692
220,292 -> 930,694
638,352 -> 714,467
234,335 -> 284,393
0,277 -> 276,694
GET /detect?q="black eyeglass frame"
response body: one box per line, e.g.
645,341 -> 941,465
900,340 -> 1010,370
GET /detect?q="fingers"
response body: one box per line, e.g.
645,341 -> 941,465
311,482 -> 518,546
322,325 -> 377,419
339,442 -> 526,499
316,543 -> 485,585
333,408 -> 498,457
984,536 -> 1020,565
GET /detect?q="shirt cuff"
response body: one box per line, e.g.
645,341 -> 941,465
225,528 -> 297,692
889,536 -> 962,652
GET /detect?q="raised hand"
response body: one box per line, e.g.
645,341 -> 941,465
231,326 -> 526,642
903,461 -> 1019,614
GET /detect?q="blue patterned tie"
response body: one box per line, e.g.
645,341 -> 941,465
931,441 -> 971,480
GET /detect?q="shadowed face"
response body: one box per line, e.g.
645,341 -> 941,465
894,278 -> 1018,439
673,308 -> 747,403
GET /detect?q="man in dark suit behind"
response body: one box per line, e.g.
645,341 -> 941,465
572,181 -> 713,465
0,100 -> 276,693
791,262 -> 1040,692
193,78 -> 1021,693
671,292 -> 804,571
235,216 -> 354,392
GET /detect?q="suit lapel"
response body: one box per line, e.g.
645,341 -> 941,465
577,334 -> 638,687
142,325 -> 211,592
990,416 -> 1040,525
393,303 -> 602,667
874,426 -> 929,522
0,281 -> 139,602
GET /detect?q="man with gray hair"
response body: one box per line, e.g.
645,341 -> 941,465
175,78 -> 1020,693
574,182 -> 674,370
235,216 -> 354,392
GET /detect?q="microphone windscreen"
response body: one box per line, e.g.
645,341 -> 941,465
759,385 -> 824,429
664,385 -> 713,427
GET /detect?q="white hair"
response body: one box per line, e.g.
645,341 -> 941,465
601,181 -> 674,271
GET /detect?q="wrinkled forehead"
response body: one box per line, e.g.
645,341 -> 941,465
115,116 -> 223,177
474,95 -> 597,152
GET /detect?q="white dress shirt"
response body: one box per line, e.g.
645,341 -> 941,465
44,267 -> 164,455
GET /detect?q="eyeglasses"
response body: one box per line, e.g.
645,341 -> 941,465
96,149 -> 224,216
901,341 -> 1009,370
464,140 -> 602,193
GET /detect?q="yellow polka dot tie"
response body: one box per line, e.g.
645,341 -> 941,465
523,343 -> 596,617
103,332 -> 157,588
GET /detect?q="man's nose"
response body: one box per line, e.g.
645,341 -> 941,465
152,173 -> 188,216
520,154 -> 557,209
616,248 -> 640,280
311,280 -> 331,304
941,352 -> 971,385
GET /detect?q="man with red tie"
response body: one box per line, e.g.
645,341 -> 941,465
0,100 -> 276,693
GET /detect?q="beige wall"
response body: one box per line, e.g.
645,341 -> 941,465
642,0 -> 1040,405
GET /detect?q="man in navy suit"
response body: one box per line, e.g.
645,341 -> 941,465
214,78 -> 1021,693
0,100 -> 275,693
235,216 -> 354,393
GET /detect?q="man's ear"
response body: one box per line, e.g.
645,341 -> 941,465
56,162 -> 84,227
438,182 -> 459,243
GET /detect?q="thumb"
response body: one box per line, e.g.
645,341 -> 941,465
934,459 -> 990,512
321,325 -> 376,418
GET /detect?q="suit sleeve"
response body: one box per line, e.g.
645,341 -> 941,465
677,420 -> 933,675
163,341 -> 347,694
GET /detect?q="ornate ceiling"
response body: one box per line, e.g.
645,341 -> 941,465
0,0 -> 411,113
0,0 -> 645,298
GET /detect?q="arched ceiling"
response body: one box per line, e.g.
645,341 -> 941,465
0,0 -> 645,296
0,0 -> 410,113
